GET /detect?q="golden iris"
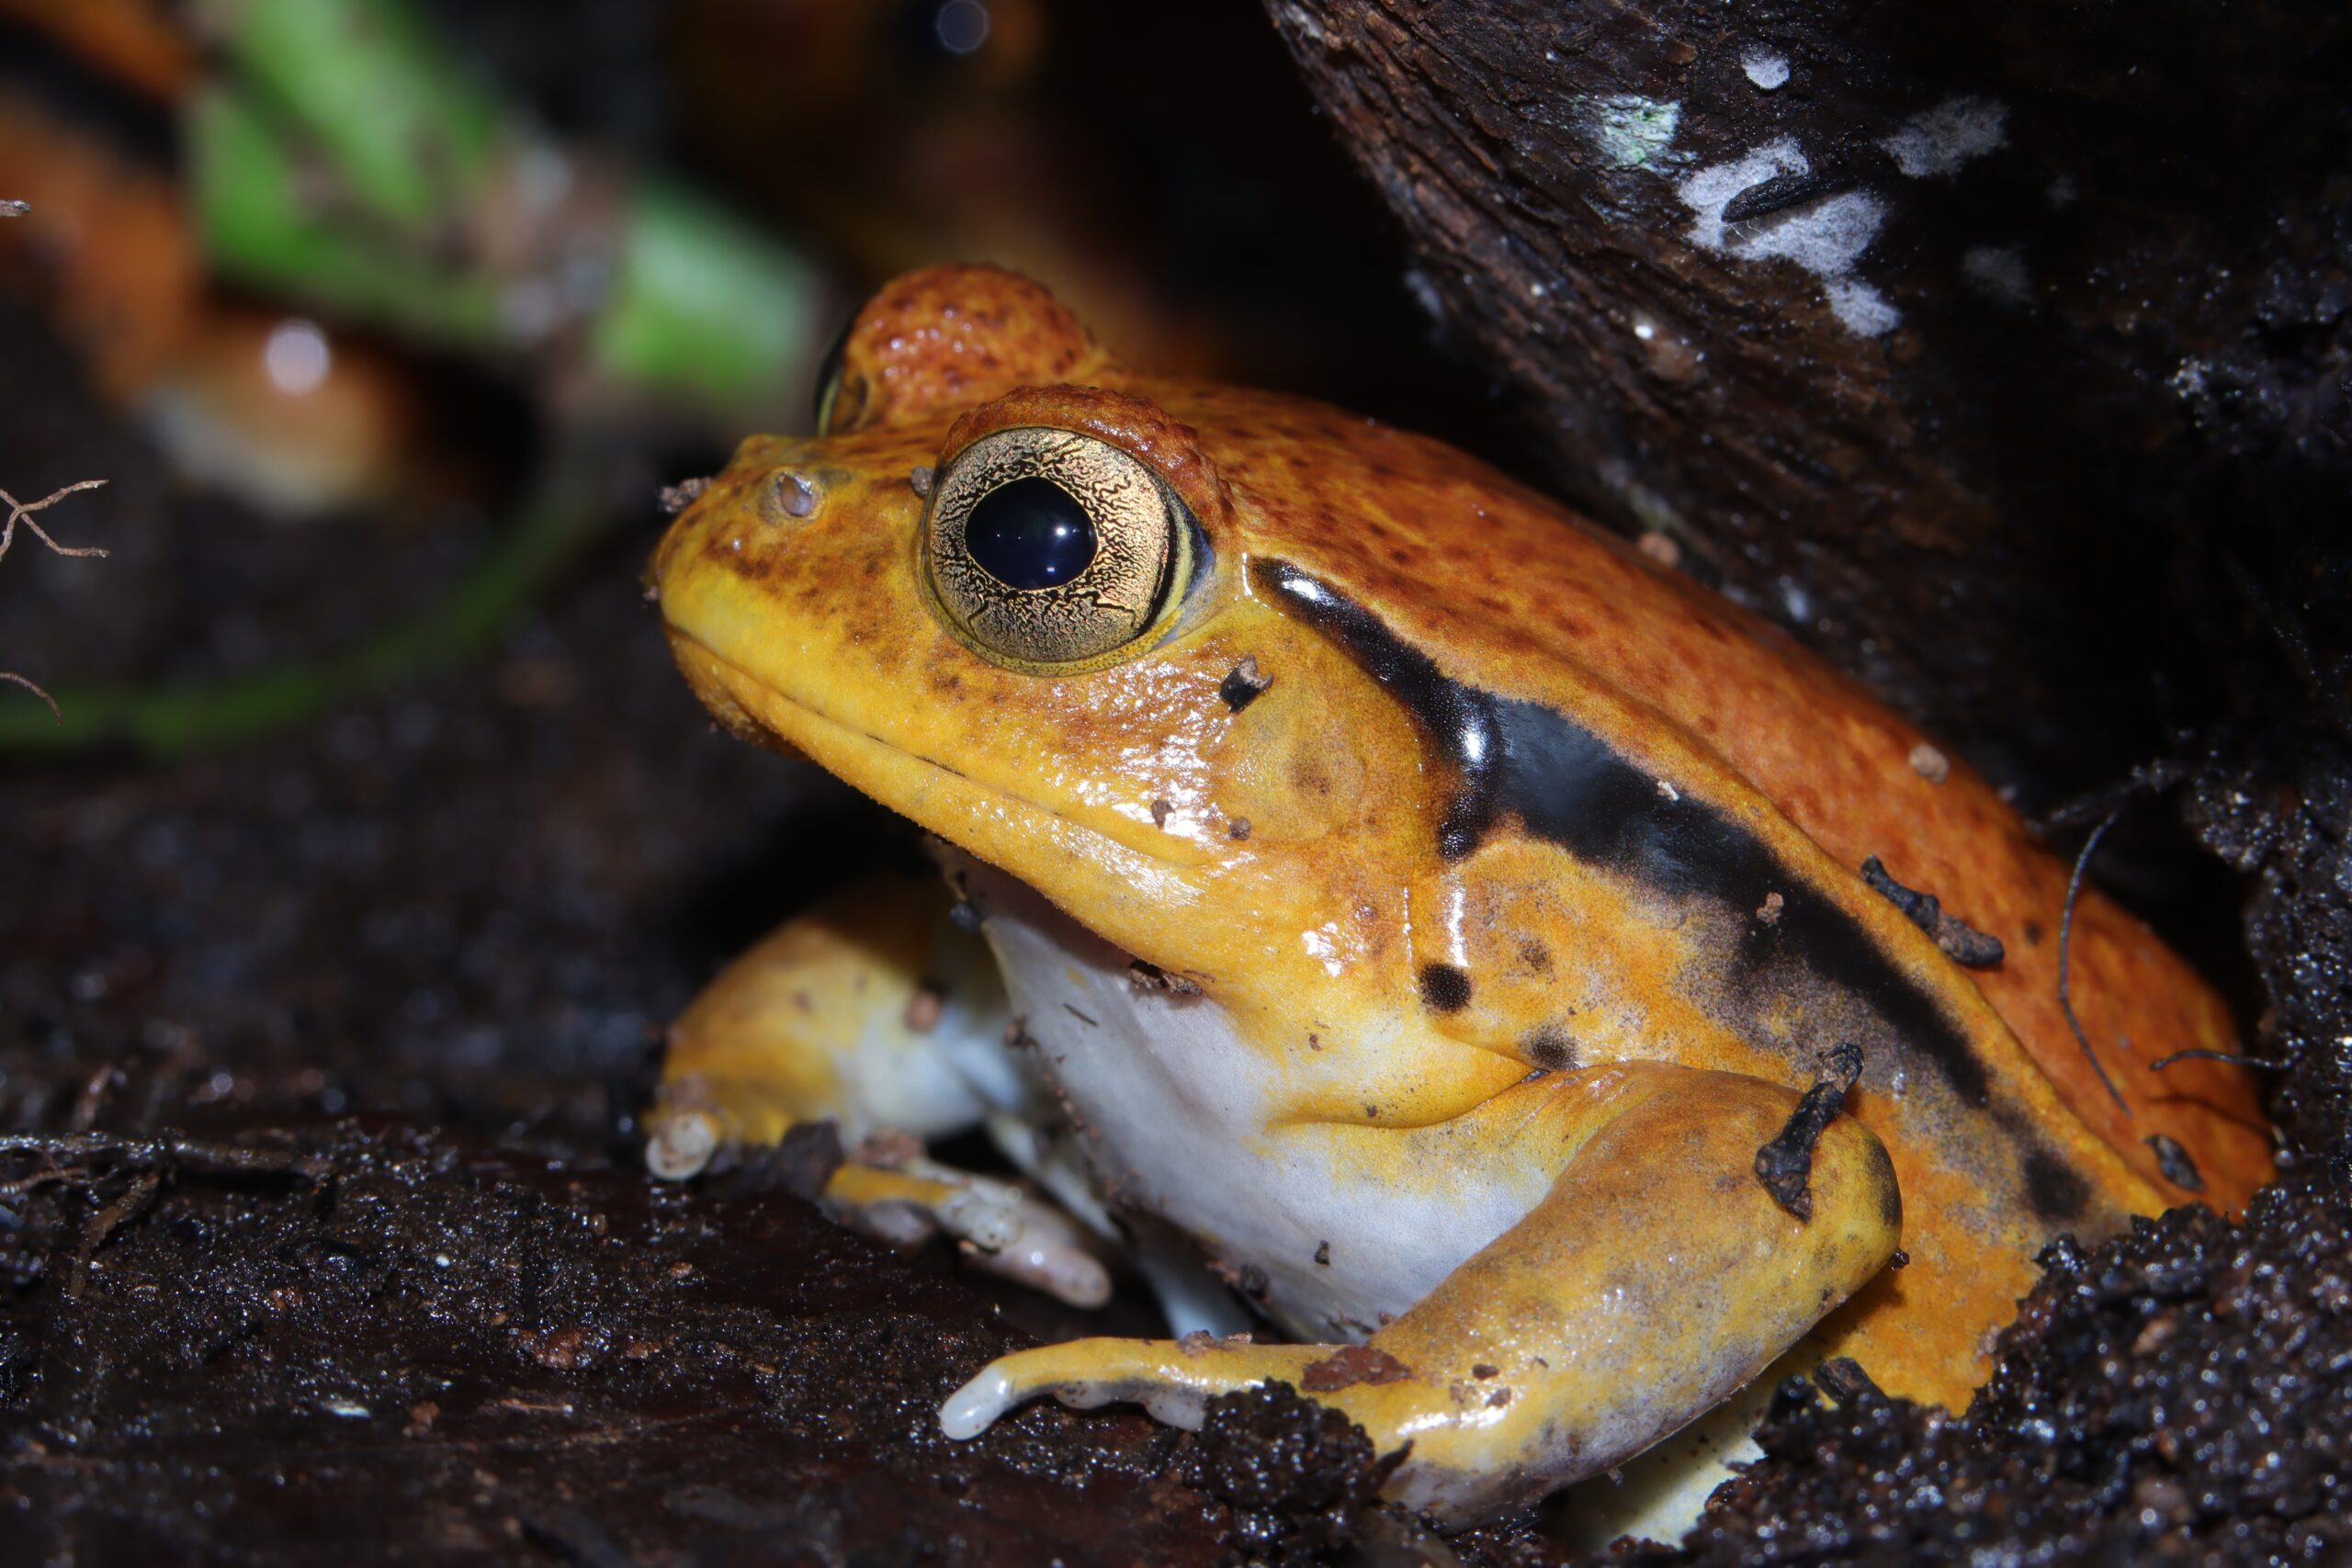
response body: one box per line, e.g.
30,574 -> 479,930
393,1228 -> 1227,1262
922,428 -> 1193,671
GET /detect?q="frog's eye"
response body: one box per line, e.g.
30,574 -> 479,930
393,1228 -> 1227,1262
923,427 -> 1197,671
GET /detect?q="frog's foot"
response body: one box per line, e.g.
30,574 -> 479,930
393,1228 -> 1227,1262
641,1072 -> 854,1182
942,1067 -> 1900,1523
643,1100 -> 721,1182
646,1092 -> 1113,1306
942,1337 -> 1327,1437
826,1159 -> 1112,1308
644,874 -> 1015,1181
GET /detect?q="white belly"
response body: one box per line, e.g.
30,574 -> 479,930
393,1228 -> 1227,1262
953,856 -> 1549,1343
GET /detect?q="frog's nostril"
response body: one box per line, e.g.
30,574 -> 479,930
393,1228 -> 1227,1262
762,469 -> 821,523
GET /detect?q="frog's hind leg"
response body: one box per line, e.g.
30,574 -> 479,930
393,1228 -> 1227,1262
645,874 -> 1109,1307
938,1066 -> 1899,1523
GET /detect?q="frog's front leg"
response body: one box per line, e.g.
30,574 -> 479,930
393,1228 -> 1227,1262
644,874 -> 1110,1307
941,1066 -> 1899,1523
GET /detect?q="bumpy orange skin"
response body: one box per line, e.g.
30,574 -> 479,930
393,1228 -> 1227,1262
652,265 -> 2270,1414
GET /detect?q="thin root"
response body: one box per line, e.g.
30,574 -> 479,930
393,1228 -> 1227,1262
0,479 -> 108,564
2150,1047 -> 2291,1072
0,671 -> 59,719
2057,811 -> 2130,1112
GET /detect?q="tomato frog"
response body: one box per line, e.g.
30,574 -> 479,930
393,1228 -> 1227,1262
641,265 -> 2271,1529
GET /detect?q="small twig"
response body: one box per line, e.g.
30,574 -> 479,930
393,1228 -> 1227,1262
1754,1042 -> 1865,1221
0,671 -> 60,719
2057,811 -> 2131,1112
1859,854 -> 2005,968
0,479 -> 109,564
2150,1047 -> 2292,1072
0,479 -> 107,720
0,1131 -> 326,1179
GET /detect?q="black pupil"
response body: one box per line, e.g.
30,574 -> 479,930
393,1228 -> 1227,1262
964,477 -> 1097,590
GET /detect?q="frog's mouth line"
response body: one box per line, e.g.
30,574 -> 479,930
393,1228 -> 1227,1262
666,630 -> 1198,892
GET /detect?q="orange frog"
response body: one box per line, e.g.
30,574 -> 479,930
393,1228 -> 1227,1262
642,265 -> 2269,1529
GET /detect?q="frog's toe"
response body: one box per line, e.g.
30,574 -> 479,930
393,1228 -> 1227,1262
940,1337 -> 1319,1439
640,1073 -> 794,1181
941,1345 -> 1216,1438
644,1103 -> 721,1180
954,1189 -> 1113,1308
939,1359 -> 1025,1438
827,1162 -> 1113,1309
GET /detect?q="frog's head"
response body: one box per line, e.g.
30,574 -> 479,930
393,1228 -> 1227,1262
650,265 -> 1487,1024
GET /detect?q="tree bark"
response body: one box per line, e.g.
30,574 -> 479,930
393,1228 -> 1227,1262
1266,0 -> 2348,805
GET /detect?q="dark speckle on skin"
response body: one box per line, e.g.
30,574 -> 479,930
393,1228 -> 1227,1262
1314,1240 -> 1331,1267
2022,1146 -> 2090,1223
1524,1026 -> 1577,1071
1418,963 -> 1474,1012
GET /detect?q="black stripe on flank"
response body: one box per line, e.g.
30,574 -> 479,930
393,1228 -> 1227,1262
1494,697 -> 1991,1106
1261,560 -> 1992,1109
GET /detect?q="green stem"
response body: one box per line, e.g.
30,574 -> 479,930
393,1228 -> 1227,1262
192,0 -> 829,416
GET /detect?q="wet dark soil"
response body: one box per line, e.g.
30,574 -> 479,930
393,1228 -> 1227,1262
1,1120 -> 1225,1565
